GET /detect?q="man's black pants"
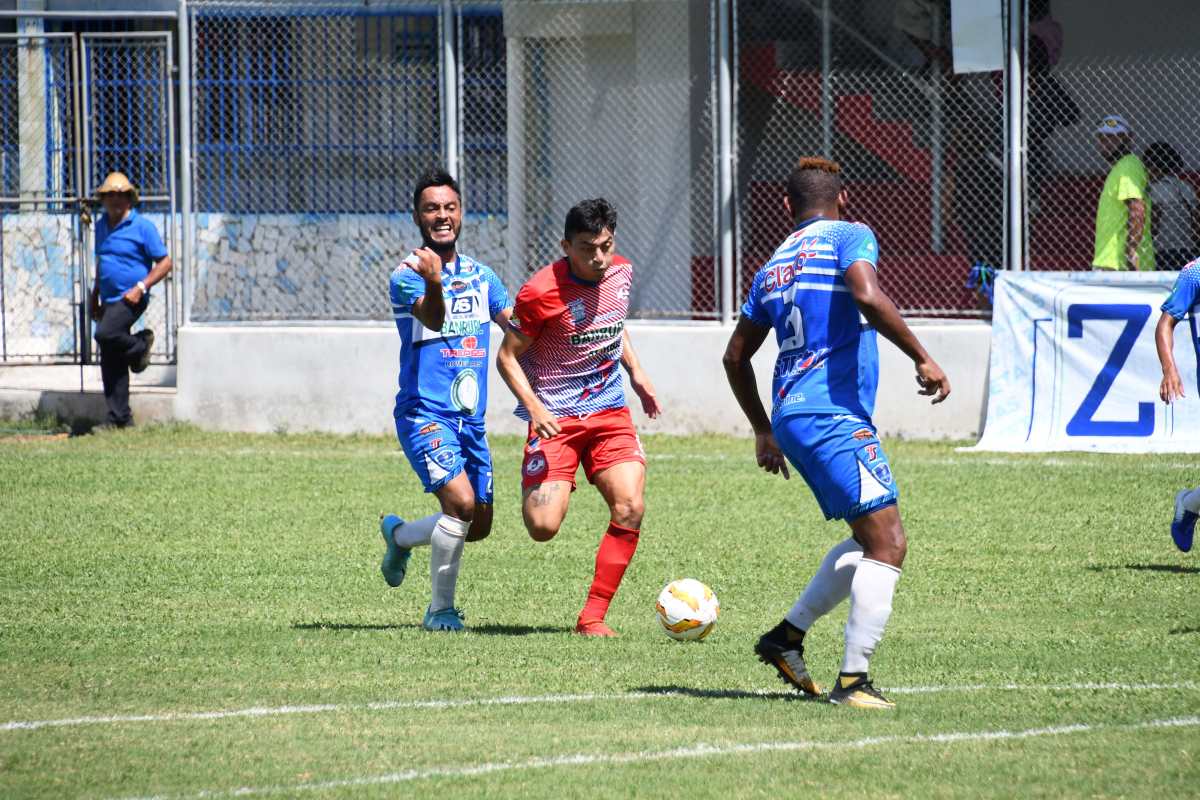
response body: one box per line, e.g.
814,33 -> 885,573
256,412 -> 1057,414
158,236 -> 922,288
95,297 -> 149,427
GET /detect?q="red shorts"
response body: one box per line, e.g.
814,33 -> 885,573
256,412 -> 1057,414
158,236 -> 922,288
521,406 -> 646,490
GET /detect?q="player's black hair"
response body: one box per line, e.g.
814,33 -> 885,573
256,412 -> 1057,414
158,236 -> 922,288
786,157 -> 844,218
412,167 -> 461,212
1145,141 -> 1184,175
563,198 -> 618,241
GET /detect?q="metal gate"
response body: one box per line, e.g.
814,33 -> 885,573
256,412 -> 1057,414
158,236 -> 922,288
0,30 -> 177,364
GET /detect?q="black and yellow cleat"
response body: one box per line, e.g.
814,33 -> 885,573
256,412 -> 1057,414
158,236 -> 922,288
754,622 -> 821,697
828,673 -> 895,710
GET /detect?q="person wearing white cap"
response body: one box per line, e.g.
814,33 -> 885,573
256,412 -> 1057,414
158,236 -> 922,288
1092,114 -> 1155,271
89,172 -> 173,428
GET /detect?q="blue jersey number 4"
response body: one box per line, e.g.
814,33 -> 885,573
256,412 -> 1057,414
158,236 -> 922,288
1064,303 -> 1154,437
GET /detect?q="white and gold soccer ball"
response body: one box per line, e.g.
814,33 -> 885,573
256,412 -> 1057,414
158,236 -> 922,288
655,578 -> 719,641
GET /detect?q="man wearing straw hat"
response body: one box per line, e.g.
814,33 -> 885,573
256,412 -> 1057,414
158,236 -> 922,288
89,172 -> 172,428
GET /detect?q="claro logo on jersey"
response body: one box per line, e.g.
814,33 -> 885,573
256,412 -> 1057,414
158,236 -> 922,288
569,321 -> 624,346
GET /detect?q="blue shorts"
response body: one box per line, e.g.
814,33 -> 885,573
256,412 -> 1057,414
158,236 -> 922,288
394,409 -> 494,504
773,414 -> 898,522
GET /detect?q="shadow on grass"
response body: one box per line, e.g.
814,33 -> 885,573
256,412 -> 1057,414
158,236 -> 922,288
1170,627 -> 1200,635
632,685 -> 819,702
292,621 -> 572,636
1085,564 -> 1200,575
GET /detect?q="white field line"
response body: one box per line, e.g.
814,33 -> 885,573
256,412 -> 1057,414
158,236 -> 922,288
3,681 -> 1197,734
113,715 -> 1200,800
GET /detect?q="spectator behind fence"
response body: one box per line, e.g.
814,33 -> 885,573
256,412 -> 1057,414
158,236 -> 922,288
1145,141 -> 1198,271
1092,115 -> 1155,271
89,172 -> 172,429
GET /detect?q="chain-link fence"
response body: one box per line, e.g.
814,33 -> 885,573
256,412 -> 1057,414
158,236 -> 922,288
4,1 -> 1198,340
736,0 -> 1005,317
187,0 -> 718,322
0,34 -> 84,361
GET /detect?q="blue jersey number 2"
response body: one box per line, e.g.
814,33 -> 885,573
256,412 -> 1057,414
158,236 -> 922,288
1064,303 -> 1154,437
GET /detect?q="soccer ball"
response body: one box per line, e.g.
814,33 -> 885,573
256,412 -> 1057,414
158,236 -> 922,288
655,578 -> 719,641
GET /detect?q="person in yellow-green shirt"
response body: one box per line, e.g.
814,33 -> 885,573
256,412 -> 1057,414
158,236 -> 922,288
1092,114 -> 1155,271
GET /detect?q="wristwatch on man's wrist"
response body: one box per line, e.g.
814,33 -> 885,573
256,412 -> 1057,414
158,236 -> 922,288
137,280 -> 147,293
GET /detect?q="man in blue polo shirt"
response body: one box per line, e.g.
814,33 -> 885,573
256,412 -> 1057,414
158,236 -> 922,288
89,172 -> 172,428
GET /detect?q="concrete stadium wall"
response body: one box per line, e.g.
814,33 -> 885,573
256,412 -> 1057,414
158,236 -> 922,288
176,321 -> 989,440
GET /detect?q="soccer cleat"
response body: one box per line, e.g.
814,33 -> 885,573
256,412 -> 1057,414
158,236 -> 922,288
131,329 -> 154,373
378,514 -> 412,588
754,625 -> 821,697
575,618 -> 618,638
1171,490 -> 1196,553
828,674 -> 895,710
423,605 -> 466,632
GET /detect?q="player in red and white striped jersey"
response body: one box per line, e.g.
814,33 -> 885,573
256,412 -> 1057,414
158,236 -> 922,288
497,199 -> 662,637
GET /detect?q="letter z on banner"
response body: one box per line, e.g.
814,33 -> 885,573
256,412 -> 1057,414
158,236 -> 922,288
973,271 -> 1199,452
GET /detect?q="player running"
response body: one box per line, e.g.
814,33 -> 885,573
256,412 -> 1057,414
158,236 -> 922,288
1156,256 -> 1199,552
723,157 -> 950,709
378,168 -> 511,632
496,198 -> 662,637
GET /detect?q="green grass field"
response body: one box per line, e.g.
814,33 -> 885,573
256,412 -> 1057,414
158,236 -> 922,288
1,426 -> 1197,798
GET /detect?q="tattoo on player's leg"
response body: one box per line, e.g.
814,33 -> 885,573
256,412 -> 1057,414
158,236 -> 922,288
530,484 -> 560,507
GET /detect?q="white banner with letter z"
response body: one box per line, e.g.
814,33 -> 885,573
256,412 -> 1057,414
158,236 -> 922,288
973,271 -> 1199,452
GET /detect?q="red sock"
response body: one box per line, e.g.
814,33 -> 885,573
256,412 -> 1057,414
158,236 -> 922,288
579,522 -> 640,623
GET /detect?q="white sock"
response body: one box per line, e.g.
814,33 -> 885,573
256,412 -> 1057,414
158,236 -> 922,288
786,538 -> 863,631
1183,487 -> 1200,515
392,512 -> 440,548
429,514 -> 469,611
841,558 -> 901,675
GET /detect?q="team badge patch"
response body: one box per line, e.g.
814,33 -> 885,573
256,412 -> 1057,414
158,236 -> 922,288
523,452 -> 549,479
432,448 -> 457,469
567,298 -> 588,325
871,462 -> 893,486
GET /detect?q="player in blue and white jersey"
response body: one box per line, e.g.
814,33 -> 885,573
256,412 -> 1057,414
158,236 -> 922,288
1157,257 -> 1200,552
378,168 -> 511,632
723,157 -> 951,709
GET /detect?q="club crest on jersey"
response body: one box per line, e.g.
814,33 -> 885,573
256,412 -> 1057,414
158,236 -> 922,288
616,286 -> 630,301
523,452 -> 549,479
432,448 -> 457,469
567,298 -> 588,325
872,462 -> 893,486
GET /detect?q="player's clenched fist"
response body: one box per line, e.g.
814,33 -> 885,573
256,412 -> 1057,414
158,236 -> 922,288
412,247 -> 443,283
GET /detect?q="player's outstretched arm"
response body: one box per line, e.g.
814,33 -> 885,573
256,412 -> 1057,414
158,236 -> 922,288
620,329 -> 662,418
496,326 -> 562,439
844,261 -> 951,404
722,316 -> 789,479
408,247 -> 447,331
1156,312 -> 1185,403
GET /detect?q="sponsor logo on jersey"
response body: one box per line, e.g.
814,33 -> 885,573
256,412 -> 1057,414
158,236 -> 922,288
863,443 -> 879,462
440,334 -> 487,359
523,451 -> 548,478
450,280 -> 469,292
594,309 -> 623,324
427,437 -> 442,449
418,422 -> 440,436
871,462 -> 893,486
616,286 -> 631,301
449,295 -> 478,316
774,348 -> 829,378
852,427 -> 875,441
569,321 -> 624,346
440,318 -> 483,337
567,298 -> 588,325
